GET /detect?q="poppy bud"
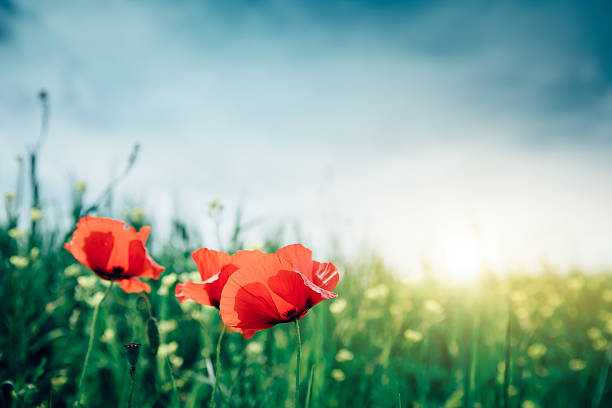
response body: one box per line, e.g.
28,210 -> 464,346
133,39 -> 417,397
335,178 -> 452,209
123,343 -> 141,375
147,318 -> 160,355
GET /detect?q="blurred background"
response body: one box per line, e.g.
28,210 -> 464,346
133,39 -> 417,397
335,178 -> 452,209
1,1 -> 612,407
2,0 -> 612,280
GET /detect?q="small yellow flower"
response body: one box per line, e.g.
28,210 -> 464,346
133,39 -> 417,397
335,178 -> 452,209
101,328 -> 116,343
170,355 -> 183,367
365,284 -> 389,300
330,298 -> 347,315
158,320 -> 178,335
508,385 -> 519,397
64,264 -> 82,277
522,400 -> 539,408
246,341 -> 264,356
86,292 -> 104,308
569,359 -> 586,371
159,341 -> 178,358
30,208 -> 43,222
51,376 -> 67,390
424,299 -> 444,316
74,181 -> 87,192
30,247 -> 40,259
335,349 -> 354,363
527,344 -> 547,360
331,369 -> 345,382
404,329 -> 423,343
8,228 -> 25,239
162,273 -> 177,287
5,191 -> 17,201
77,275 -> 97,289
587,327 -> 602,340
9,256 -> 29,269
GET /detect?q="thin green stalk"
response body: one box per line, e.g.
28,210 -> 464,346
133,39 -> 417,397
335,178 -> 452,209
127,371 -> 135,408
77,280 -> 114,406
210,325 -> 226,408
503,299 -> 512,408
294,319 -> 302,408
166,357 -> 179,407
305,365 -> 315,408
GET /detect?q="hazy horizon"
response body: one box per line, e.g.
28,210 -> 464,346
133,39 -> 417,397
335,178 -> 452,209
2,0 -> 612,279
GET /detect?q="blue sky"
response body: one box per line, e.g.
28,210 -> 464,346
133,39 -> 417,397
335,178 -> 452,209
1,0 -> 612,278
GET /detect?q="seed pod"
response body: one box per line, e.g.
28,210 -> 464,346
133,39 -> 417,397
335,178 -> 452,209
123,342 -> 141,373
147,317 -> 160,355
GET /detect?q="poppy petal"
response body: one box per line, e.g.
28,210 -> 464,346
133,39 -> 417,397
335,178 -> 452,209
175,281 -> 215,306
276,244 -> 314,279
220,279 -> 282,338
137,225 -> 151,243
311,261 -> 339,292
119,278 -> 151,293
191,248 -> 232,281
267,269 -> 337,319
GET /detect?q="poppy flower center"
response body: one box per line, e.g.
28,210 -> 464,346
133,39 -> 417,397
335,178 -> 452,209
282,308 -> 298,321
96,266 -> 127,280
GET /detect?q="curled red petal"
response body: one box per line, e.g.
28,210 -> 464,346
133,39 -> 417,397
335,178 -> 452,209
119,278 -> 151,293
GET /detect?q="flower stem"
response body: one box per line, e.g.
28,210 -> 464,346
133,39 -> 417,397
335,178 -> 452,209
77,280 -> 114,406
294,319 -> 302,408
127,370 -> 136,408
209,325 -> 226,408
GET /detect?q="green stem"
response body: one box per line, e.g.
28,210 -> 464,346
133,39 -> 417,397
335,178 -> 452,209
127,371 -> 135,408
77,280 -> 114,405
210,325 -> 226,408
294,319 -> 302,408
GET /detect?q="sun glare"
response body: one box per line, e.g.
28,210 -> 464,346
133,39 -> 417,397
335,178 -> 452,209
431,224 -> 487,282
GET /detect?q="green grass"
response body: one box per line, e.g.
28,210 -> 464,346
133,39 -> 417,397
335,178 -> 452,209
0,135 -> 611,407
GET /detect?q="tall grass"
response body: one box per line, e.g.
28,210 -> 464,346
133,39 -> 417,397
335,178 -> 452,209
0,95 -> 611,407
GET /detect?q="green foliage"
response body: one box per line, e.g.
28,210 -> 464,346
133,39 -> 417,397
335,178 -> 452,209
0,165 -> 611,407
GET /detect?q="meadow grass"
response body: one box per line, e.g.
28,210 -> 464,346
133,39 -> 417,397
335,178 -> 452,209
0,187 -> 611,407
0,117 -> 611,407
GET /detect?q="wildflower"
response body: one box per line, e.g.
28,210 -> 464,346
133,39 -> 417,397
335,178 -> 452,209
527,344 -> 547,360
101,328 -> 115,343
365,284 -> 389,300
5,191 -> 17,201
170,355 -> 183,367
175,248 -> 265,308
64,216 -> 165,293
330,298 -> 347,315
522,401 -> 539,408
158,341 -> 178,358
331,369 -> 345,382
246,341 -> 264,355
74,181 -> 87,192
8,228 -> 25,239
569,359 -> 586,371
64,264 -> 82,277
9,256 -> 29,269
158,320 -> 178,335
77,275 -> 97,289
51,376 -> 67,390
30,208 -> 43,222
404,329 -> 424,343
219,244 -> 339,339
30,247 -> 40,259
508,385 -> 519,397
335,349 -> 354,362
587,327 -> 602,340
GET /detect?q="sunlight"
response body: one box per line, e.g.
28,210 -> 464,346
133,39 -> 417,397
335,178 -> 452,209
431,223 -> 486,282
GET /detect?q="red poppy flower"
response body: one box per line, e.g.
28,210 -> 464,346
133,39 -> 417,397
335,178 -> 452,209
219,244 -> 339,339
175,248 -> 265,308
64,216 -> 165,293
